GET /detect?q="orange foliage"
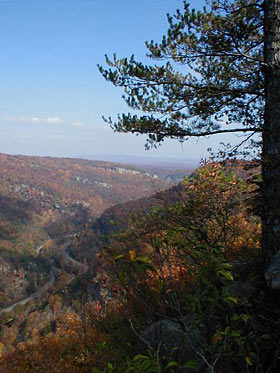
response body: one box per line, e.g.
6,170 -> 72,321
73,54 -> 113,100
0,312 -> 107,373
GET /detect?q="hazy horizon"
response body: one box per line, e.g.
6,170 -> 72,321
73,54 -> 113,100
1,150 -> 199,168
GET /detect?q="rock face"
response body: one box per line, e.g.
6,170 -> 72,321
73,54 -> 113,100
141,319 -> 203,370
142,320 -> 188,351
265,251 -> 280,290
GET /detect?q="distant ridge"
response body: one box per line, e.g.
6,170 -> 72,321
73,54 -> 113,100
76,153 -> 199,168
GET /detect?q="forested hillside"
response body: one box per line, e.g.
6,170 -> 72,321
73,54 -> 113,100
2,160 -> 275,373
0,153 -> 170,310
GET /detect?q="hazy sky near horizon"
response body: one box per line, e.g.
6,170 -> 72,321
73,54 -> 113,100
0,0 -> 239,162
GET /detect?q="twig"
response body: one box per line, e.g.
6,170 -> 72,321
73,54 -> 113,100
128,318 -> 154,351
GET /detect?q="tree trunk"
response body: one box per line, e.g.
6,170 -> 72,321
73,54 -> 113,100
262,0 -> 280,267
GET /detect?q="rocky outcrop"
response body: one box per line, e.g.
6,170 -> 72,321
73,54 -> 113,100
141,319 -> 204,370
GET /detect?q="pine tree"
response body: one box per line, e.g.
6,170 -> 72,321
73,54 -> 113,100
99,0 -> 264,149
99,0 -> 280,269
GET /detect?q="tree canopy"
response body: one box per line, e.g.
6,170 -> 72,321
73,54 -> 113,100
98,0 -> 264,150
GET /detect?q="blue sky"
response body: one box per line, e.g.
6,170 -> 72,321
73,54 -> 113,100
0,0 -> 232,163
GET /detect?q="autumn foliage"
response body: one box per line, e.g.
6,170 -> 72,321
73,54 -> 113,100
2,162 -> 277,372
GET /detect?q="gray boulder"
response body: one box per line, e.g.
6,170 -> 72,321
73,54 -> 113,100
141,319 -> 204,370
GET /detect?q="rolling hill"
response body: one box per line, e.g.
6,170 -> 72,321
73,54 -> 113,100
0,153 -> 171,309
